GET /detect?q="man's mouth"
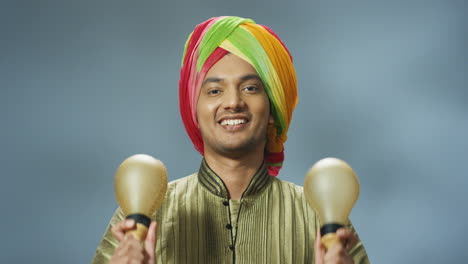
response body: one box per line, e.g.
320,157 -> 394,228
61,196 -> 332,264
220,119 -> 248,126
218,116 -> 250,131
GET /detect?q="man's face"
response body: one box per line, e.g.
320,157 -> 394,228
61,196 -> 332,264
197,54 -> 273,157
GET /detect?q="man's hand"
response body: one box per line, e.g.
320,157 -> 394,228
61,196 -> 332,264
109,219 -> 157,264
314,227 -> 358,264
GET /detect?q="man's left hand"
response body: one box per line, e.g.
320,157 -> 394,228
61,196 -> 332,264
314,227 -> 358,264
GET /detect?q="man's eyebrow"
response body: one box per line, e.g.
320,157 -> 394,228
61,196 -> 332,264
202,77 -> 223,86
202,74 -> 261,86
240,74 -> 262,82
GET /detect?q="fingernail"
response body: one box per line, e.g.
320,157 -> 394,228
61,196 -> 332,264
126,219 -> 134,226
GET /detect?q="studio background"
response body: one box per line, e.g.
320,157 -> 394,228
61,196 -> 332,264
1,0 -> 467,263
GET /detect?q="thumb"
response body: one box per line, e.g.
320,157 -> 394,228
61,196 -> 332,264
144,221 -> 157,263
314,228 -> 325,264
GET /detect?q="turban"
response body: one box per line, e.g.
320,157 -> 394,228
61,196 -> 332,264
179,16 -> 298,176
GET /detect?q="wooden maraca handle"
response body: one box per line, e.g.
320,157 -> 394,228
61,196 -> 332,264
322,232 -> 341,249
127,223 -> 149,241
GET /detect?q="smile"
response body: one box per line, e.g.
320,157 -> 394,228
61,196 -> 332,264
220,119 -> 247,126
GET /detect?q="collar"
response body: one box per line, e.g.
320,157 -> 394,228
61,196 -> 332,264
197,159 -> 272,199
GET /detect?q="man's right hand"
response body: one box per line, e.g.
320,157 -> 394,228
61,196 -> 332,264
109,219 -> 157,264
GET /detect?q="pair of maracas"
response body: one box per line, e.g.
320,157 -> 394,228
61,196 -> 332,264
115,154 -> 359,249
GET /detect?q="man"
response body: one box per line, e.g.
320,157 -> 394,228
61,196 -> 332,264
93,16 -> 370,264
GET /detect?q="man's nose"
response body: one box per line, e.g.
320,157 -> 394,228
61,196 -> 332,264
223,88 -> 245,111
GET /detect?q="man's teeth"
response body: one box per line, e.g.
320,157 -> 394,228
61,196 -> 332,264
220,119 -> 247,126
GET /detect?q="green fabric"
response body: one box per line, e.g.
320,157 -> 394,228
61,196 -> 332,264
196,17 -> 254,71
92,160 -> 370,264
224,28 -> 286,132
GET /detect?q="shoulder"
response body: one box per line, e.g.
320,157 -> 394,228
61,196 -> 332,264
271,177 -> 317,210
267,177 -> 314,211
168,172 -> 198,188
270,177 -> 306,198
266,177 -> 319,228
155,172 -> 198,218
161,172 -> 199,200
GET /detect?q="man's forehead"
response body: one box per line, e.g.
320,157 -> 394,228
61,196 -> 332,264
202,74 -> 262,85
202,54 -> 261,83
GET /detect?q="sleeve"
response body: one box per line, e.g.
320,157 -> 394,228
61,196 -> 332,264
347,221 -> 371,264
91,208 -> 125,264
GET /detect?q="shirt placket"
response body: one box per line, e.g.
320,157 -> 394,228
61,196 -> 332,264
223,198 -> 245,263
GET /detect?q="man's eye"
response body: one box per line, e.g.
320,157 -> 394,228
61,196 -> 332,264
243,86 -> 258,92
208,89 -> 221,95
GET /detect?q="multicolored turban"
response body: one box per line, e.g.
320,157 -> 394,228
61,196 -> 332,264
179,16 -> 298,176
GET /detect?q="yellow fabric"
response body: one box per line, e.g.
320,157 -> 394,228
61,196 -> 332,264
92,161 -> 370,264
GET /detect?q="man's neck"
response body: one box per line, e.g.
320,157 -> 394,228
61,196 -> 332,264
204,148 -> 265,200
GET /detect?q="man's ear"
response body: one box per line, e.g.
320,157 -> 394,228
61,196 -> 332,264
269,114 -> 275,125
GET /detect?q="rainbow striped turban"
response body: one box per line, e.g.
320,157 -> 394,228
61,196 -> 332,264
179,16 -> 298,176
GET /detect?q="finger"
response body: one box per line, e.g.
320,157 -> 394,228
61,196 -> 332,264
336,228 -> 358,251
324,241 -> 347,264
125,234 -> 145,258
144,221 -> 158,259
111,234 -> 146,264
346,231 -> 359,251
314,228 -> 326,264
336,227 -> 352,239
111,219 -> 136,242
327,241 -> 346,256
114,234 -> 136,258
336,228 -> 352,248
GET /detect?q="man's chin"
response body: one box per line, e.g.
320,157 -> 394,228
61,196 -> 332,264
215,141 -> 265,157
219,144 -> 252,154
202,136 -> 267,157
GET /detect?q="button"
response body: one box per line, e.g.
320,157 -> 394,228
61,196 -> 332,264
223,201 -> 229,206
229,245 -> 235,250
226,224 -> 232,229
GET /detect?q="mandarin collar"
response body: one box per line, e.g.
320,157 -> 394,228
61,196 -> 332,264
197,159 -> 272,199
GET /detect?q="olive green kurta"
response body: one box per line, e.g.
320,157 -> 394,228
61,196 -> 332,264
93,160 -> 370,264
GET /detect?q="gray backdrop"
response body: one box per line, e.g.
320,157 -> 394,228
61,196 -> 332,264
1,0 -> 467,263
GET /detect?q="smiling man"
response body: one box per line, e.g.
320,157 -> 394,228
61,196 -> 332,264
93,16 -> 370,264
198,59 -> 272,161
195,54 -> 274,201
